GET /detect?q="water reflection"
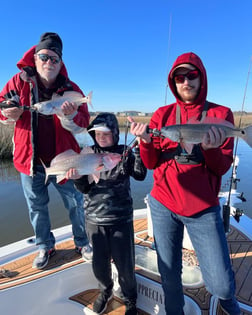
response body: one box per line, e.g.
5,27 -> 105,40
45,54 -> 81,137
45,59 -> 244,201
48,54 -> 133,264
0,136 -> 251,247
0,132 -> 154,246
0,160 -> 19,182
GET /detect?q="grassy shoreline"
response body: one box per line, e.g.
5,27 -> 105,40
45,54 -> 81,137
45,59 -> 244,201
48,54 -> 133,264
0,124 -> 14,159
1,113 -> 252,160
114,113 -> 252,128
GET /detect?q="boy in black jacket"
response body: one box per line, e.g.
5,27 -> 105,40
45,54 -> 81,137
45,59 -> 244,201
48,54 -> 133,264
66,113 -> 147,315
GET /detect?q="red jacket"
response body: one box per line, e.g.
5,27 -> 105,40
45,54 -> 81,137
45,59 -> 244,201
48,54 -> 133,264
140,52 -> 234,216
0,46 -> 90,176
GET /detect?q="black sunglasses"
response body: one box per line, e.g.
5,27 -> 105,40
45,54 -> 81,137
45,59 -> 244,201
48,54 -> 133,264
174,70 -> 200,84
36,54 -> 61,64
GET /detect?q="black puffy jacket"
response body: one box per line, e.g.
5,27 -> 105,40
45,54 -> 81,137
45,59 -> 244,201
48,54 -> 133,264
74,113 -> 147,225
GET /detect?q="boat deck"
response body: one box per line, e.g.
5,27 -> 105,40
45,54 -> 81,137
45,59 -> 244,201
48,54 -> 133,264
70,289 -> 149,315
1,218 -> 251,315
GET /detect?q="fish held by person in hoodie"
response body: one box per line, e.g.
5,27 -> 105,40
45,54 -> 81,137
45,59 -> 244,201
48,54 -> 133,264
151,117 -> 252,153
33,91 -> 93,115
41,147 -> 121,184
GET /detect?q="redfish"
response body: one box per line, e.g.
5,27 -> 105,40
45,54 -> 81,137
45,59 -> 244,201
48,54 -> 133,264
42,147 -> 121,184
33,91 -> 93,115
151,117 -> 252,153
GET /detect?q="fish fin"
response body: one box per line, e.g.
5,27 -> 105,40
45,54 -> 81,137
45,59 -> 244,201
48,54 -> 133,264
56,174 -> 66,183
187,116 -> 234,128
53,91 -> 84,99
50,150 -> 77,166
102,154 -> 121,169
81,146 -> 94,154
88,173 -> 100,184
86,91 -> 93,107
61,90 -> 92,107
182,142 -> 194,154
241,125 -> 252,148
51,92 -> 62,99
95,164 -> 104,171
76,91 -> 93,108
93,173 -> 100,183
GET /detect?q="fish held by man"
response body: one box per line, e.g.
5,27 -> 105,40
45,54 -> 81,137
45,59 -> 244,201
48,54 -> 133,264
0,91 -> 93,114
33,91 -> 93,115
149,117 -> 252,153
42,147 -> 121,184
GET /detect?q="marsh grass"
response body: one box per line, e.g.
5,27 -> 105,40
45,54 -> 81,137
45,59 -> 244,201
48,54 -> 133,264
116,116 -> 151,127
234,113 -> 252,127
116,114 -> 252,128
116,113 -> 252,128
1,113 -> 252,160
0,124 -> 14,159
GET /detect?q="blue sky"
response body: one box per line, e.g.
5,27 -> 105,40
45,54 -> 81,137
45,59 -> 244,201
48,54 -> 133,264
0,0 -> 252,114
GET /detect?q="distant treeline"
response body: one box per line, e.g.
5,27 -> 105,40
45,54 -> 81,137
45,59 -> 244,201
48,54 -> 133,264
233,111 -> 252,115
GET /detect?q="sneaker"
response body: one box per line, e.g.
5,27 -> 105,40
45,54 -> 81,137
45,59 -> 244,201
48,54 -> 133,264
75,244 -> 93,261
93,291 -> 113,314
32,248 -> 56,269
125,300 -> 138,315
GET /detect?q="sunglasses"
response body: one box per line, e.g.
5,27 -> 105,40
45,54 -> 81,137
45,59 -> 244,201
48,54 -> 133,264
36,54 -> 61,64
174,70 -> 200,84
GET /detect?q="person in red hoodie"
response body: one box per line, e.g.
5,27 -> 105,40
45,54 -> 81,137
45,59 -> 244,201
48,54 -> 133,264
129,52 -> 241,315
0,32 -> 92,269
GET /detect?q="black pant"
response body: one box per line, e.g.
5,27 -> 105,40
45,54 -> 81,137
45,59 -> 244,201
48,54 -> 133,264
87,220 -> 137,302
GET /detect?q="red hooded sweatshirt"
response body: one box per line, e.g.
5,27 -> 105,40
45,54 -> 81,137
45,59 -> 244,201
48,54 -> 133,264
0,46 -> 90,176
140,52 -> 234,216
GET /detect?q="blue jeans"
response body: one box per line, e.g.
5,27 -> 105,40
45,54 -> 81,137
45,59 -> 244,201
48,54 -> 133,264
20,166 -> 89,250
149,195 -> 240,315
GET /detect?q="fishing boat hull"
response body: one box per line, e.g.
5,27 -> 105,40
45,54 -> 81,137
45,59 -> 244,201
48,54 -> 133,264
0,207 -> 251,315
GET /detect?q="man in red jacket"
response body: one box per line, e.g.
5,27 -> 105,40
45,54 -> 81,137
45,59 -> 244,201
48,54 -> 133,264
129,52 -> 241,314
0,32 -> 92,269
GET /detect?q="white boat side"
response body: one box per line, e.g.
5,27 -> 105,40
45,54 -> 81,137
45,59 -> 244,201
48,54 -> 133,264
0,206 -> 251,315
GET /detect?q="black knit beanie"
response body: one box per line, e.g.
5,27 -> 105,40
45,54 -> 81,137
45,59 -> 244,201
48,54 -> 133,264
35,32 -> 63,58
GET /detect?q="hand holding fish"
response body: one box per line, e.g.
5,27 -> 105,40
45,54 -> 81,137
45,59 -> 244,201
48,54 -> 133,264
2,100 -> 23,121
201,126 -> 226,150
61,101 -> 78,116
33,91 -> 93,115
127,116 -> 151,144
65,168 -> 82,180
42,148 -> 122,184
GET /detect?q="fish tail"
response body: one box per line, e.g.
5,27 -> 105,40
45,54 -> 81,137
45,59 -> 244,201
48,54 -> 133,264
79,91 -> 93,108
240,125 -> 252,148
40,159 -> 49,183
86,91 -> 93,107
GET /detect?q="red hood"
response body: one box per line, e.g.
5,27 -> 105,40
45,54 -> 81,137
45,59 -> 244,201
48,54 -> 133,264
16,45 -> 68,78
168,52 -> 207,107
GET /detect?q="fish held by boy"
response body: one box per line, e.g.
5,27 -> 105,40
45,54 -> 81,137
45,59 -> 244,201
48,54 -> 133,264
33,91 -> 93,115
42,147 -> 121,184
149,117 -> 252,153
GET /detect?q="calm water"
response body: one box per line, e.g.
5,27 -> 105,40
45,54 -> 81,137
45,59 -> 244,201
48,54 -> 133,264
0,132 -> 251,247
